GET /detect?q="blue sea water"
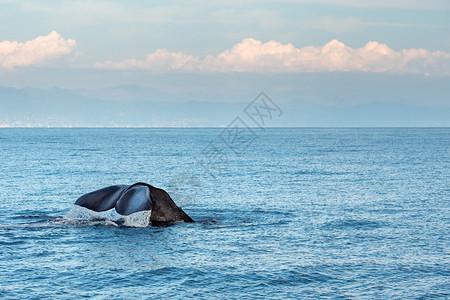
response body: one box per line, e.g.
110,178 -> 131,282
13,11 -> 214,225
0,128 -> 448,299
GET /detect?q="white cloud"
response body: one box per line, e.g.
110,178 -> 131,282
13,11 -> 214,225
0,31 -> 76,69
95,38 -> 450,76
94,49 -> 198,71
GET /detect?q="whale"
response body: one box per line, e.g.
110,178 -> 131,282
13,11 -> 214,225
75,182 -> 194,224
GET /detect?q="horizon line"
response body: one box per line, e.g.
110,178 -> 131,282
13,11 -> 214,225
0,126 -> 448,129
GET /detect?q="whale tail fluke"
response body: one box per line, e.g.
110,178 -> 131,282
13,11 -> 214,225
75,183 -> 194,224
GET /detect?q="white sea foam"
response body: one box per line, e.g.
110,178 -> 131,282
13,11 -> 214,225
64,205 -> 152,228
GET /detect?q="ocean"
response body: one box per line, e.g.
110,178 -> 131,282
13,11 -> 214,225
0,128 -> 448,299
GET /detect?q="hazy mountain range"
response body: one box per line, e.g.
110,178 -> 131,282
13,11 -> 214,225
0,80 -> 449,127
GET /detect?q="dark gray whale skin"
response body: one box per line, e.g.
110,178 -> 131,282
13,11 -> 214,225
75,182 -> 194,224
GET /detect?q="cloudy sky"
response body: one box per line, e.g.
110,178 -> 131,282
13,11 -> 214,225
0,0 -> 449,126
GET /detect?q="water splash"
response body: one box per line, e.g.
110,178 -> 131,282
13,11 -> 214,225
64,205 -> 152,228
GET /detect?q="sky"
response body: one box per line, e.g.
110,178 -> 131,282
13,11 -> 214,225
0,0 -> 449,126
